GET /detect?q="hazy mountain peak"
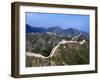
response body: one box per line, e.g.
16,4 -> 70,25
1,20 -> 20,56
26,24 -> 89,40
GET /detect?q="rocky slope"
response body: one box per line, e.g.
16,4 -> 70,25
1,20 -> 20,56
26,38 -> 89,67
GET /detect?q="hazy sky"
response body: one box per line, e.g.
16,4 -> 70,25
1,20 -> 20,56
26,12 -> 90,33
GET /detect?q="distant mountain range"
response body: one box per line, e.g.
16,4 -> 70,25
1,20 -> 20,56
26,24 -> 89,40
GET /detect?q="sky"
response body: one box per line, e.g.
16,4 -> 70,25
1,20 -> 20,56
26,12 -> 90,33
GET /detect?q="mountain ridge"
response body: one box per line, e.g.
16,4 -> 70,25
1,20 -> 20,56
26,24 -> 89,40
